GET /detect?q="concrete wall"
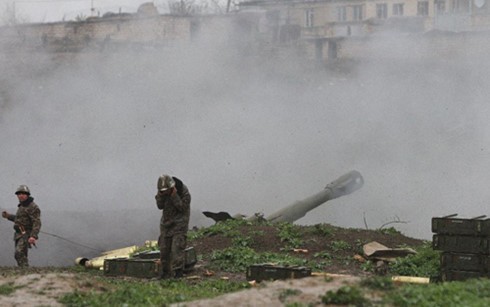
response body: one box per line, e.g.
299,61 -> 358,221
0,14 -> 194,52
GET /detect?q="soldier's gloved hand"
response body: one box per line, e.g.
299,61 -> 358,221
162,220 -> 175,228
170,187 -> 177,196
1,211 -> 8,219
28,237 -> 36,245
158,187 -> 176,196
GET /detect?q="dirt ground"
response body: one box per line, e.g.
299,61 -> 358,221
173,274 -> 362,307
0,269 -> 361,307
0,268 -> 103,307
0,224 -> 425,306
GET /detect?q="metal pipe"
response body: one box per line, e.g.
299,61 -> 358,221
264,170 -> 364,223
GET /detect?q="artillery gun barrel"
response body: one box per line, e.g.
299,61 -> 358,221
263,170 -> 364,223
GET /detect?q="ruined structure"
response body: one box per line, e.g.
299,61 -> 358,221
1,1 -> 490,62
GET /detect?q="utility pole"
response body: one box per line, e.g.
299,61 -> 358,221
13,0 -> 16,24
91,0 -> 95,17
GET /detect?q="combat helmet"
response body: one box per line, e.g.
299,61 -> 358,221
15,185 -> 30,195
158,175 -> 175,192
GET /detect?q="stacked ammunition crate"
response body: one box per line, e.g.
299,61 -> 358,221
103,247 -> 197,278
432,214 -> 490,281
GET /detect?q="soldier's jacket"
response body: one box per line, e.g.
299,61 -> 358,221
7,197 -> 41,240
155,177 -> 191,237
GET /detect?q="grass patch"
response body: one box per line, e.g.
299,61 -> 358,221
360,276 -> 395,291
377,227 -> 402,235
59,278 -> 249,306
277,222 -> 304,249
385,278 -> 490,307
330,240 -> 351,252
0,282 -> 21,296
321,285 -> 370,306
310,223 -> 334,236
278,288 -> 302,303
210,246 -> 308,272
189,219 -> 252,241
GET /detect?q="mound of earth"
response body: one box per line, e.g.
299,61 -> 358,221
189,223 -> 425,280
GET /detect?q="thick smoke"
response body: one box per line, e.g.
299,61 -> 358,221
1,28 -> 490,266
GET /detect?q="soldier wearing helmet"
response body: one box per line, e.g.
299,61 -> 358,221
2,185 -> 42,267
155,175 -> 191,279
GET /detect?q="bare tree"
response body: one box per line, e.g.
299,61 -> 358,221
1,3 -> 29,26
168,0 -> 207,16
363,212 -> 409,230
165,0 -> 237,16
75,14 -> 88,22
208,0 -> 238,14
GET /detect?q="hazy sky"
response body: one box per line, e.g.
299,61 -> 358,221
10,0 -> 169,23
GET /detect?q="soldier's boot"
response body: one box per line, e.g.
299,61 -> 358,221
174,269 -> 184,279
15,253 -> 28,268
159,270 -> 171,280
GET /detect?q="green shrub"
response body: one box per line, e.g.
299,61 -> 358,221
313,250 -> 333,260
330,240 -> 351,252
389,241 -> 440,277
311,223 -> 333,236
231,235 -> 253,248
59,278 -> 249,306
321,285 -> 370,306
377,227 -> 402,235
277,222 -> 304,249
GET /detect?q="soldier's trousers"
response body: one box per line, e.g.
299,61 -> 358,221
159,233 -> 187,277
14,236 -> 29,267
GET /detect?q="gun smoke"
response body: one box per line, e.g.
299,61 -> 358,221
1,30 -> 490,266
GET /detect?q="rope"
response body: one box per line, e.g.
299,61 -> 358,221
40,230 -> 104,253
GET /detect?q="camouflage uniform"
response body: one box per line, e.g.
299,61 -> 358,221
7,196 -> 41,267
155,177 -> 191,278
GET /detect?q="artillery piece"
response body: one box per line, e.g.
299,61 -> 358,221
77,170 -> 364,278
203,170 -> 364,224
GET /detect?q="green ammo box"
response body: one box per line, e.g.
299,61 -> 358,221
104,258 -> 161,278
441,269 -> 490,282
132,247 -> 197,270
103,247 -> 197,278
441,252 -> 490,272
432,217 -> 490,236
432,234 -> 490,254
246,264 -> 311,282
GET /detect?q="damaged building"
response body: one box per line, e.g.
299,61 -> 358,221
1,1 -> 490,62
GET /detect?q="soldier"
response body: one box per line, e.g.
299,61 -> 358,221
1,185 -> 41,267
155,174 -> 191,279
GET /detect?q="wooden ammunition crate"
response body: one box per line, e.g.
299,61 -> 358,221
432,217 -> 490,236
441,252 -> 490,272
246,264 -> 311,282
432,235 -> 490,254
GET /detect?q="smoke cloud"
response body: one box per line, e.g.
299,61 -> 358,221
1,29 -> 490,266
